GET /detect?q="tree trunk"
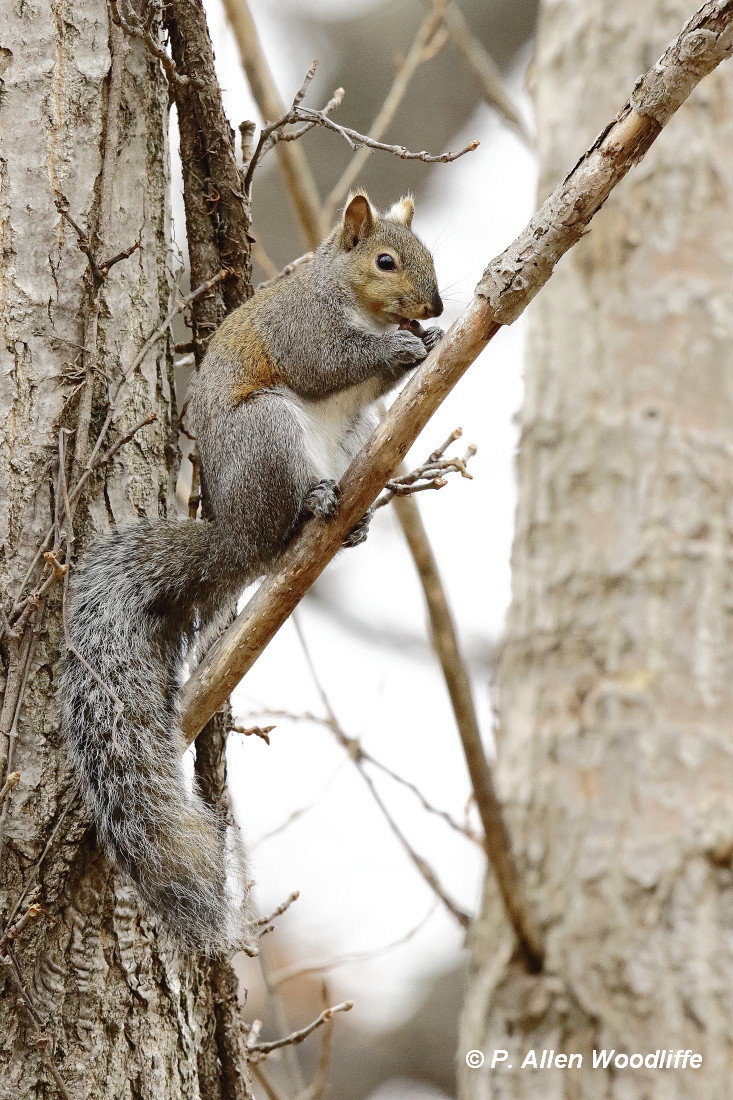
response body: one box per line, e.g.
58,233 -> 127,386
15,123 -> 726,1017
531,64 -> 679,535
0,4 -> 252,1096
460,0 -> 733,1096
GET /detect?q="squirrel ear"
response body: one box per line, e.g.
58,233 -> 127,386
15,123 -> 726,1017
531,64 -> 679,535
340,192 -> 377,250
385,195 -> 414,228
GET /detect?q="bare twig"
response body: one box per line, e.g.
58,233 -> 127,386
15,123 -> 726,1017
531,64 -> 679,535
271,903 -> 438,988
360,764 -> 470,927
0,771 -> 20,807
255,251 -> 314,292
108,0 -> 190,87
0,631 -> 37,861
422,0 -> 533,147
230,722 -> 274,744
242,60 -> 320,192
222,0 -> 324,249
365,750 -> 481,846
87,412 -> 157,479
249,761 -> 346,849
54,199 -> 105,284
324,0 -> 452,222
251,1065 -> 290,1100
375,427 -> 476,507
244,706 -> 478,845
292,619 -> 471,929
68,270 -> 227,512
243,59 -> 477,198
264,86 -> 344,153
0,791 -> 76,939
255,890 -> 300,930
295,983 -> 336,1100
392,487 -> 544,968
0,892 -> 42,954
250,241 -> 280,283
247,1001 -> 353,1058
179,0 -> 733,755
98,239 -> 141,276
256,940 -> 307,1092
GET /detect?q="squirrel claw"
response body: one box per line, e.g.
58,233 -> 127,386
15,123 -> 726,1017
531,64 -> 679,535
422,326 -> 443,352
343,506 -> 374,548
305,479 -> 340,519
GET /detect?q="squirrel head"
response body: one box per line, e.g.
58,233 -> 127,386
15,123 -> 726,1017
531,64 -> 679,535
334,191 -> 443,326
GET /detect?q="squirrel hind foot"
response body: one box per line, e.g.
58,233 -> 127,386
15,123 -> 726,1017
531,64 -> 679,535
343,505 -> 374,548
304,479 -> 340,520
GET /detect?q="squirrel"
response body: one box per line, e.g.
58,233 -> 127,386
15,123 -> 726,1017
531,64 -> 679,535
59,191 -> 443,952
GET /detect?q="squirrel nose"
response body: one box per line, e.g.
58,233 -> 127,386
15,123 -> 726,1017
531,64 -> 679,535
421,294 -> 443,319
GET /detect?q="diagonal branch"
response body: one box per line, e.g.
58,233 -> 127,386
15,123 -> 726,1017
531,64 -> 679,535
179,0 -> 733,758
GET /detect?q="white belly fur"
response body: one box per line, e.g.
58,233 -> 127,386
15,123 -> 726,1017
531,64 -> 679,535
279,378 -> 382,482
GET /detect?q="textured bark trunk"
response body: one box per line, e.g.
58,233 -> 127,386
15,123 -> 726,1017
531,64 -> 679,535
460,1 -> 733,1097
0,4 -> 252,1096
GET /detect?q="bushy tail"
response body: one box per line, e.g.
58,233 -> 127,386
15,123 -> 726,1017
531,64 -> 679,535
59,518 -> 249,953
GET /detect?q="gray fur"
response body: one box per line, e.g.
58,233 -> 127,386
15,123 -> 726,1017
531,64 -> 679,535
59,199 -> 442,953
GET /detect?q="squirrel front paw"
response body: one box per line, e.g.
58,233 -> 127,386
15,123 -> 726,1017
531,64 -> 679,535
421,325 -> 443,352
305,479 -> 340,519
387,329 -> 428,370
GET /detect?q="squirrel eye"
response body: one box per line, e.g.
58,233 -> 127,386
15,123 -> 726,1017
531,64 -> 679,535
376,253 -> 397,271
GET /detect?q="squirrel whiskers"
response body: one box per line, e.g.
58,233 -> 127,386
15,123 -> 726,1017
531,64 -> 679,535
60,191 -> 443,952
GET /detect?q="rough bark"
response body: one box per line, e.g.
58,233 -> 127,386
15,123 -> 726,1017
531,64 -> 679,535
460,1 -> 733,1097
0,4 -> 252,1096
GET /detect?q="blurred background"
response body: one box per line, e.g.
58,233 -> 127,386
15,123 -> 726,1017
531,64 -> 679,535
181,2 -> 540,1095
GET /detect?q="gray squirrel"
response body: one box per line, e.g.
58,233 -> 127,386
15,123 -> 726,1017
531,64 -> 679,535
59,192 -> 443,952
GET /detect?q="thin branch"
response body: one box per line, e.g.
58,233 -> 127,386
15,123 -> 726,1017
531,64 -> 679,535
0,771 -> 20,807
108,0 -> 190,87
359,763 -> 471,928
392,486 -> 543,968
365,749 -> 481,846
243,60 -> 477,198
268,86 -> 343,149
255,890 -> 300,930
251,1065 -> 290,1100
249,761 -> 346,849
294,983 -> 336,1100
0,630 -> 37,862
423,0 -> 533,147
222,0 -> 324,249
270,902 -> 438,988
292,618 -> 471,929
324,0 -> 452,222
0,790 -> 76,940
0,891 -> 42,954
243,60 -> 320,191
375,427 -> 476,507
247,1001 -> 353,1057
256,940 -> 307,1092
67,270 -> 227,512
230,722 -> 274,745
255,251 -> 314,292
244,705 -> 479,846
86,412 -> 157,479
179,0 -> 733,754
